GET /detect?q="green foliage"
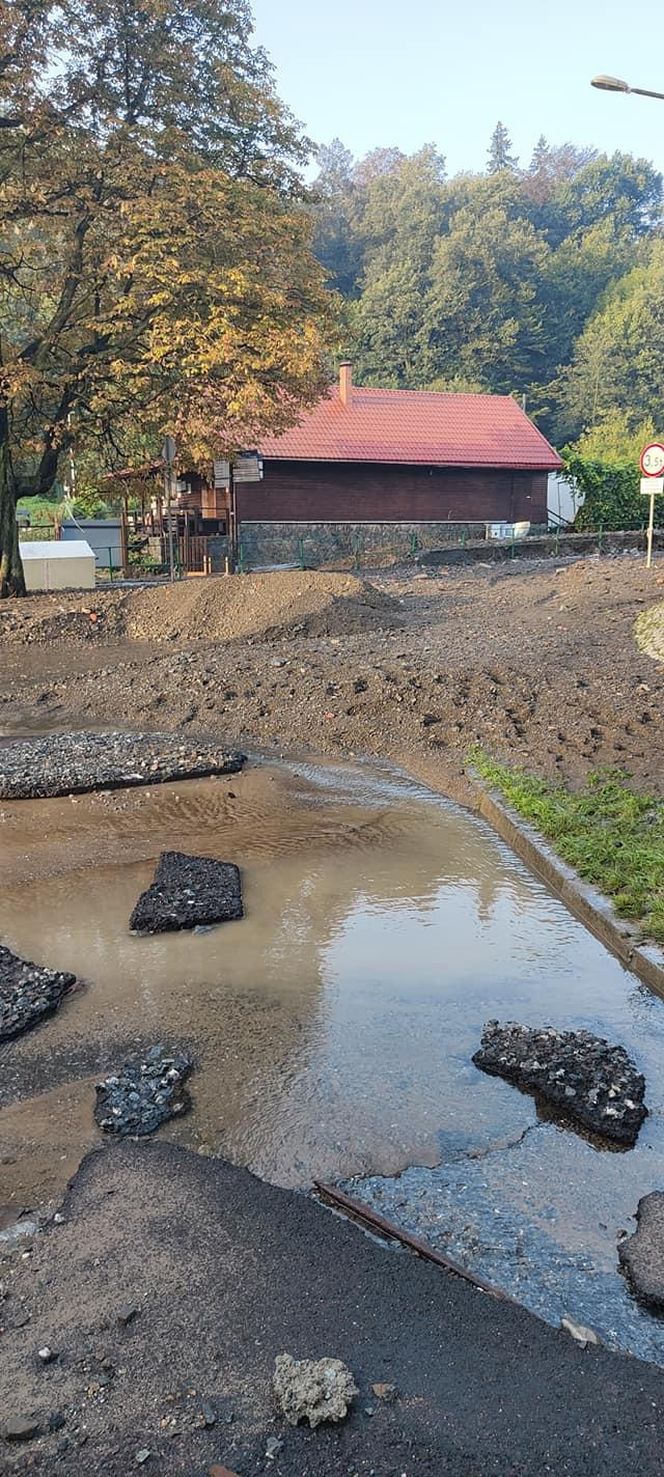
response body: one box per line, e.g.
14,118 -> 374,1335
312,133 -> 663,443
562,451 -> 645,530
471,751 -> 664,942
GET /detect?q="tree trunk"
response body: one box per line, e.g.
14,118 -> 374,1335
0,412 -> 25,598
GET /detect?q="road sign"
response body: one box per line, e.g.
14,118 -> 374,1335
641,477 -> 664,496
640,442 -> 664,476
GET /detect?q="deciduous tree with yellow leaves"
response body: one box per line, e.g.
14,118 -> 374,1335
0,0 -> 337,594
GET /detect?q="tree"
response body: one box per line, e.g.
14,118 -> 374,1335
559,239 -> 664,438
0,0 -> 337,595
311,139 -> 362,296
542,152 -> 662,245
425,202 -> 548,395
487,121 -> 518,174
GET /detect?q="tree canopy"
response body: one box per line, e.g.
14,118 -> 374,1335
0,0 -> 338,594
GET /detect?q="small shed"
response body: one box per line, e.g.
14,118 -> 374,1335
61,518 -> 124,571
20,540 -> 96,592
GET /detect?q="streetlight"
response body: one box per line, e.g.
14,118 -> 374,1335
591,74 -> 664,101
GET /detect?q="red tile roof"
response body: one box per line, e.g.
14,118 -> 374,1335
260,385 -> 562,471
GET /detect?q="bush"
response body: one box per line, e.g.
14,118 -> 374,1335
562,451 -> 645,531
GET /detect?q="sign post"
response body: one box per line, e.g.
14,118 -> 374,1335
639,444 -> 664,569
162,435 -> 177,582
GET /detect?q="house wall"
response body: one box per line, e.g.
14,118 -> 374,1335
236,461 -> 549,525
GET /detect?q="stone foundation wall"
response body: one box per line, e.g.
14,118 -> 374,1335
237,520 -> 487,570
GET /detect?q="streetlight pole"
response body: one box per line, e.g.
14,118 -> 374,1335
591,74 -> 664,101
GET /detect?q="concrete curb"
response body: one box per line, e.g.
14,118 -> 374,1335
470,776 -> 664,998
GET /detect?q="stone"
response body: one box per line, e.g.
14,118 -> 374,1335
472,1021 -> 647,1146
37,1346 -> 57,1364
129,852 -> 243,935
619,1192 -> 664,1307
560,1316 -> 599,1348
116,1303 -> 140,1326
209,1467 -> 241,1477
96,1049 -> 193,1136
0,945 -> 76,1043
273,1353 -> 358,1429
135,1449 -> 151,1465
371,1382 -> 397,1402
3,1415 -> 43,1442
265,1435 -> 283,1459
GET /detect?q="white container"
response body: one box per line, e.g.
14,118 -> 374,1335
20,539 -> 96,591
486,521 -> 530,542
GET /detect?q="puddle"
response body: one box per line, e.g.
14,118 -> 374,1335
2,755 -> 664,1362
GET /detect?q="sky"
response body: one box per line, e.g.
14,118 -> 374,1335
250,0 -> 664,177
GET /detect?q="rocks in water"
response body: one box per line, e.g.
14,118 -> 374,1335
129,851 -> 243,935
0,945 -> 76,1043
473,1021 -> 647,1146
0,731 -> 245,800
619,1193 -> 664,1308
94,1047 -> 192,1136
273,1354 -> 358,1428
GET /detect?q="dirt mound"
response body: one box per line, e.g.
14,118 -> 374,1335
121,572 -> 399,644
0,573 -> 398,649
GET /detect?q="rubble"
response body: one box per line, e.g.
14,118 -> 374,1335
129,851 -> 243,934
0,944 -> 76,1043
472,1021 -> 647,1146
619,1193 -> 664,1308
94,1047 -> 193,1136
273,1353 -> 358,1428
0,731 -> 245,800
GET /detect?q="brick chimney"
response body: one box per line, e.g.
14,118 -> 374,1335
339,360 -> 352,407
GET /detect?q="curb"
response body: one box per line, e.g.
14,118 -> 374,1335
470,777 -> 664,999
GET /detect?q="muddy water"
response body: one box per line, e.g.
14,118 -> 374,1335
2,756 -> 664,1361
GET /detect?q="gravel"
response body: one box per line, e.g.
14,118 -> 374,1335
473,1021 -> 647,1146
0,731 -> 245,800
129,851 -> 243,934
94,1046 -> 193,1135
0,945 -> 76,1043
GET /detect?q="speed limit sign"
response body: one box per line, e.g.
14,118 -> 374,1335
640,442 -> 664,476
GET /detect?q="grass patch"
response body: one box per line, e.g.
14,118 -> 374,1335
470,749 -> 664,943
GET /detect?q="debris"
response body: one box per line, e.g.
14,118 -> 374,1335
371,1382 -> 397,1402
135,1449 -> 151,1465
116,1304 -> 140,1326
619,1192 -> 664,1307
0,1217 -> 39,1246
273,1353 -> 358,1428
2,1415 -> 43,1442
560,1316 -> 599,1348
95,1048 -> 192,1136
0,945 -> 76,1043
209,1467 -> 241,1477
265,1435 -> 283,1459
129,852 -> 243,935
472,1021 -> 647,1146
0,731 -> 245,801
200,1402 -> 217,1428
37,1346 -> 57,1364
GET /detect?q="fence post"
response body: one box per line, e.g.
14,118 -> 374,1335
598,523 -> 603,557
298,536 -> 305,570
108,547 -> 113,582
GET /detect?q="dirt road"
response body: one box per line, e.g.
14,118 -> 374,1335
1,557 -> 662,799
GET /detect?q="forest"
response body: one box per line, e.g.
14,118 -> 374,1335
310,122 -> 664,510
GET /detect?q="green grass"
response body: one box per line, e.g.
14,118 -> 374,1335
470,749 -> 664,943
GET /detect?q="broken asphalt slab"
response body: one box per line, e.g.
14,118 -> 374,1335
2,1141 -> 664,1475
94,1046 -> 193,1135
0,731 -> 245,800
129,852 -> 243,934
0,945 -> 76,1043
619,1192 -> 664,1308
473,1021 -> 647,1146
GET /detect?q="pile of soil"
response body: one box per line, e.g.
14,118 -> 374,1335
1,558 -> 663,801
0,572 -> 399,648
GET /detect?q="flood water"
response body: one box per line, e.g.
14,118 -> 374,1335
2,755 -> 664,1362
